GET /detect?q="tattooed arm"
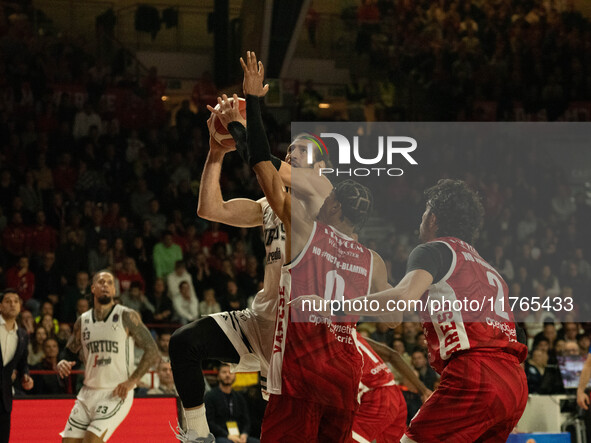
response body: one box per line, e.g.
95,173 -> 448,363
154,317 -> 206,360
57,317 -> 82,378
113,309 -> 160,399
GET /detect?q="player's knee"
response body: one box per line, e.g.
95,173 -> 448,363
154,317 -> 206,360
169,319 -> 209,361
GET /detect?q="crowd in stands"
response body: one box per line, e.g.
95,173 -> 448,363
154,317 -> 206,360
331,0 -> 591,120
0,2 -> 590,433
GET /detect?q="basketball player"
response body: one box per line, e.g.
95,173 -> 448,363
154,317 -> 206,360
298,179 -> 529,442
168,103 -> 334,442
57,270 -> 160,442
240,50 -> 398,442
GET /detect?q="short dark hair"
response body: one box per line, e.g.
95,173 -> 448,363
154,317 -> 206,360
334,179 -> 373,230
424,179 -> 484,244
92,270 -> 115,284
0,288 -> 20,303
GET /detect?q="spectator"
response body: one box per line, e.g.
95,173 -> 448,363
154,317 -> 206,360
5,257 -> 35,311
148,278 -> 173,324
204,363 -> 259,443
147,360 -> 177,395
75,298 -> 90,319
120,281 -> 155,321
564,341 -> 580,356
411,349 -> 439,391
525,348 -> 563,394
199,288 -> 221,317
31,337 -> 66,395
167,260 -> 196,300
56,230 -> 87,287
144,199 -> 167,238
18,310 -> 35,336
60,271 -> 90,322
72,102 -> 102,140
27,324 -> 47,366
34,301 -> 58,335
153,231 -> 183,279
29,211 -> 58,259
130,178 -> 155,221
56,323 -> 71,350
558,322 -> 581,342
156,331 -> 171,359
172,281 -> 199,325
2,212 -> 27,261
88,237 -> 112,275
117,257 -> 145,294
370,322 -> 395,347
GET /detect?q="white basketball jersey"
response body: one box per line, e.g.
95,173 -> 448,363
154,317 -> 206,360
80,304 -> 135,389
250,198 -> 285,321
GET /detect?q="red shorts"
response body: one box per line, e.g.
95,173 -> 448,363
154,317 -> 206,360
261,394 -> 355,443
350,384 -> 407,443
404,352 -> 527,443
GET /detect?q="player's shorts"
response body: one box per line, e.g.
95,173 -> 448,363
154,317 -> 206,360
403,351 -> 527,443
210,309 -> 274,395
261,394 -> 355,443
351,384 -> 407,443
60,386 -> 134,441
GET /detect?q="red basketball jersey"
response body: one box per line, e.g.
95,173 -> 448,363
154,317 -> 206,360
268,222 -> 373,409
357,335 -> 395,399
419,237 -> 528,374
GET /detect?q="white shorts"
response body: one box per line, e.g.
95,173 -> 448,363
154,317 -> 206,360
60,386 -> 134,441
210,309 -> 274,396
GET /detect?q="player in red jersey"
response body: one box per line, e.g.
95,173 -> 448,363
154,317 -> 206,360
298,179 -> 528,442
352,336 -> 408,443
240,51 -> 398,442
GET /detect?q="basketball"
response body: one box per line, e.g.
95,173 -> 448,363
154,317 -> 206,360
210,96 -> 247,147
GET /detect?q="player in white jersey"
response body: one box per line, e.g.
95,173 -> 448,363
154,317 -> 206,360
169,101 -> 333,442
57,270 -> 160,443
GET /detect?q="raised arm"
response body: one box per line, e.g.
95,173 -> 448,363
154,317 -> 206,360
197,119 -> 263,228
116,309 -> 160,399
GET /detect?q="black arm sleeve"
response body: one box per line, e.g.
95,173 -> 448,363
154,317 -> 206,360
406,242 -> 453,284
245,95 -> 271,167
228,121 -> 248,163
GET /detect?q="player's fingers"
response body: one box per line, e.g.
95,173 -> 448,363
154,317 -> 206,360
263,84 -> 269,94
258,60 -> 264,76
232,94 -> 239,108
239,57 -> 247,71
206,105 -> 215,113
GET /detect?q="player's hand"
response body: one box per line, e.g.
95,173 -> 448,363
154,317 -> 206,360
420,389 -> 433,404
577,390 -> 590,410
227,436 -> 241,443
288,295 -> 329,317
240,51 -> 269,97
57,360 -> 76,378
207,93 -> 246,129
208,134 -> 236,155
113,379 -> 136,400
21,374 -> 34,390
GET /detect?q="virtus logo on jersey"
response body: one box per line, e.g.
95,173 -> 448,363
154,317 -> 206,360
300,132 -> 418,177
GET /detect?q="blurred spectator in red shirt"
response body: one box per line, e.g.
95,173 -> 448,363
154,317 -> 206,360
2,211 -> 28,260
6,256 -> 35,305
29,210 -> 58,258
201,222 -> 229,251
117,257 -> 145,294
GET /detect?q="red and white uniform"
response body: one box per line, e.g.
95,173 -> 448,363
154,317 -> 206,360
405,237 -> 528,443
351,336 -> 406,443
419,237 -> 527,372
262,222 -> 372,442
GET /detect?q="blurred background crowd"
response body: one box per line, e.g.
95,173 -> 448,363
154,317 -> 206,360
0,0 -> 590,438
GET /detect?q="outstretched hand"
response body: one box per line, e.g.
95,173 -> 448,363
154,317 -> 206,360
207,93 -> 246,129
240,51 -> 269,97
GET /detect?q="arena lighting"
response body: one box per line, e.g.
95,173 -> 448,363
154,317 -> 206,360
318,103 -> 330,109
161,95 -> 168,101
